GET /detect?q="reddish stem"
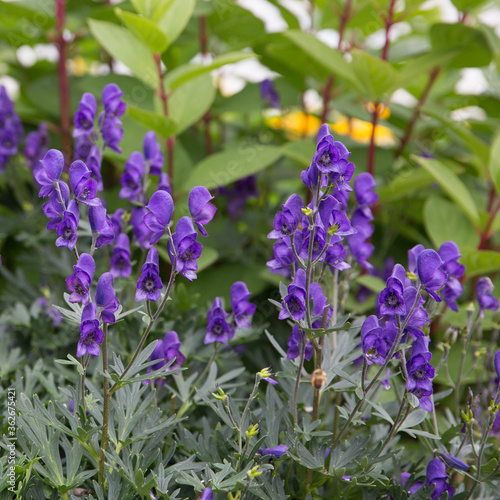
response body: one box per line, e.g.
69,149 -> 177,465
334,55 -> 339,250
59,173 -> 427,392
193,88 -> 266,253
381,0 -> 396,61
478,196 -> 500,250
154,53 -> 175,194
394,68 -> 440,159
55,0 -> 71,165
199,16 -> 213,156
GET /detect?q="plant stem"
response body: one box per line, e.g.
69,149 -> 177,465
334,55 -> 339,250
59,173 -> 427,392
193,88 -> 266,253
293,331 -> 307,428
478,196 -> 500,250
55,0 -> 71,165
238,374 -> 260,456
98,323 -> 110,486
81,354 -> 90,411
377,394 -> 409,457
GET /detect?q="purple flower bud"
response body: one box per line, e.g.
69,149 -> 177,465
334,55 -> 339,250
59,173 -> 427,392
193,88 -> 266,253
477,277 -> 499,311
200,488 -> 213,500
144,331 -> 185,385
66,253 -> 95,304
56,200 -> 79,250
95,272 -> 120,323
287,324 -> 312,361
34,149 -> 64,198
260,79 -> 280,108
354,173 -> 378,207
204,297 -> 234,344
69,160 -> 100,206
143,131 -> 164,175
77,302 -> 104,357
258,444 -> 288,459
110,233 -> 132,278
230,281 -> 256,328
439,452 -> 469,471
188,186 -> 216,237
144,190 -> 174,244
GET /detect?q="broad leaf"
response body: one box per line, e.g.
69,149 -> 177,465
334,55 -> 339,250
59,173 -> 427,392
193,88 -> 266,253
156,0 -> 195,48
460,249 -> 500,277
127,105 -> 177,138
488,132 -> 500,194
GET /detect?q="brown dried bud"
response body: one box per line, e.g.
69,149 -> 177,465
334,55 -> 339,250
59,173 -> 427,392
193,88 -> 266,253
311,369 -> 327,390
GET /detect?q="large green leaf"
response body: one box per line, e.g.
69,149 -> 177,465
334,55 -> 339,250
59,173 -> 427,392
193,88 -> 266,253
460,249 -> 500,277
115,8 -> 168,53
168,74 -> 216,134
181,144 -> 282,191
131,0 -> 174,19
156,0 -> 195,48
88,19 -> 157,88
414,156 -> 480,226
430,23 -> 493,68
398,49 -> 456,87
351,50 -> 400,101
126,105 -> 177,138
164,51 -> 256,91
488,132 -> 500,194
424,196 -> 480,249
450,0 -> 488,10
378,168 -> 442,203
281,139 -> 316,166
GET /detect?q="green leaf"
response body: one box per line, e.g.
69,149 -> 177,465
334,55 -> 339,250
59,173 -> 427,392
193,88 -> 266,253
281,139 -> 316,166
450,0 -> 488,11
430,23 -> 493,68
355,275 -> 386,293
424,197 -> 480,250
126,105 -> 177,137
131,0 -> 174,19
398,49 -> 456,87
115,8 -> 168,53
181,144 -> 282,191
488,132 -> 500,194
168,74 -> 216,134
88,19 -> 157,88
156,0 -> 195,47
351,50 -> 400,101
164,51 -> 256,91
460,249 -> 500,277
414,156 -> 480,226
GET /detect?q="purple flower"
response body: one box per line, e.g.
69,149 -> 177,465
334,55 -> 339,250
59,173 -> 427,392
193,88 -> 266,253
477,277 -> 499,311
95,272 -> 119,324
495,349 -> 500,379
131,207 -> 154,249
158,173 -> 172,195
267,237 -> 296,278
34,149 -> 64,198
268,194 -> 304,239
88,203 -> 115,248
23,123 -> 49,171
378,277 -> 406,316
136,248 -> 163,301
312,124 -> 351,175
144,190 -> 174,244
280,269 -> 307,321
56,200 -> 79,250
440,277 -> 463,312
361,315 -> 387,365
69,160 -> 100,206
188,186 -> 216,237
439,241 -> 465,279
111,209 -> 125,240
329,159 -> 355,192
87,145 -> 103,191
77,302 -> 104,357
101,115 -> 123,153
417,250 -> 447,301
38,297 -> 62,328
44,181 -> 69,228
66,253 -> 95,304
204,297 -> 234,344
74,135 -> 92,163
260,79 -> 280,108
354,173 -> 378,207
143,131 -> 164,175
218,175 -> 259,219
258,444 -> 288,459
110,233 -> 132,278
73,93 -> 96,137
388,473 -> 423,500
406,337 -> 434,412
145,332 -> 185,385
102,83 -> 126,118
230,281 -> 256,328
119,152 -> 145,202
347,208 -> 375,270
200,488 -> 213,500
426,458 -> 455,500
324,238 -> 350,273
286,324 -> 312,361
168,217 -> 203,281
439,452 -> 469,471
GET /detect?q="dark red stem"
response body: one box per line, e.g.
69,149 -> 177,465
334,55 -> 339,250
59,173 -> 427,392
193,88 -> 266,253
154,53 -> 175,195
199,16 -> 213,156
394,68 -> 440,159
478,196 -> 500,250
55,0 -> 71,165
381,0 -> 396,61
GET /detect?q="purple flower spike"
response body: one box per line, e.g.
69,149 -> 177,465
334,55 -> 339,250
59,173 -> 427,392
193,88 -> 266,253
168,217 -> 203,281
144,190 -> 174,244
34,149 -> 64,197
230,281 -> 256,328
379,277 -> 406,316
188,186 -> 216,236
354,173 -> 378,207
77,302 -> 104,357
204,297 -> 234,344
110,233 -> 132,278
477,277 -> 499,311
417,249 -> 447,301
258,444 -> 288,459
69,160 -> 100,206
95,272 -> 120,324
56,200 -> 79,250
143,131 -> 164,175
66,253 -> 95,304
200,488 -> 213,500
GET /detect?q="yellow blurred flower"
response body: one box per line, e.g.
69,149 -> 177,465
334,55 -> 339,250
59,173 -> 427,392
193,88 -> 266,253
366,102 -> 391,120
68,56 -> 89,76
331,116 -> 396,147
266,111 -> 321,140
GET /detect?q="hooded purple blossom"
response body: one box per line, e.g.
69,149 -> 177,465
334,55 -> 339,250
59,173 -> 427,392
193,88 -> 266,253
439,452 -> 469,471
324,237 -> 350,273
23,123 -> 49,171
354,173 -> 378,207
73,93 -> 96,137
0,86 -> 23,170
66,253 -> 95,304
426,458 -> 455,500
102,83 -> 126,117
77,302 -> 104,357
144,190 -> 174,244
287,324 -> 312,361
361,315 -> 388,365
110,233 -> 132,278
267,237 -> 296,278
86,145 -> 103,191
200,488 -> 213,500
312,124 -> 351,175
168,217 -> 203,281
188,186 -> 216,237
230,281 -> 256,328
136,247 -> 163,301
88,203 -> 115,248
100,114 -> 123,153
143,131 -> 164,175
439,241 -> 465,279
347,208 -> 375,270
69,160 -> 100,206
417,250 -> 447,301
218,175 -> 259,220
258,444 -> 288,459
329,159 -> 355,192
95,272 -> 119,324
260,79 -> 280,108
204,297 -> 234,344
477,277 -> 499,311
110,209 -> 125,241
131,207 -> 154,249
119,152 -> 145,202
34,149 -> 64,198
406,337 -> 434,412
158,173 -> 172,195
280,269 -> 307,321
144,332 -> 185,385
44,181 -> 69,228
268,194 -> 304,239
378,277 -> 406,316
408,244 -> 425,274
56,200 -> 79,250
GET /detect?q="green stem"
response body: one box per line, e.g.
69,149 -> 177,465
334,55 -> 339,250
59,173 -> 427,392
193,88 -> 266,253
293,331 -> 307,428
98,323 -> 110,486
238,374 -> 260,456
